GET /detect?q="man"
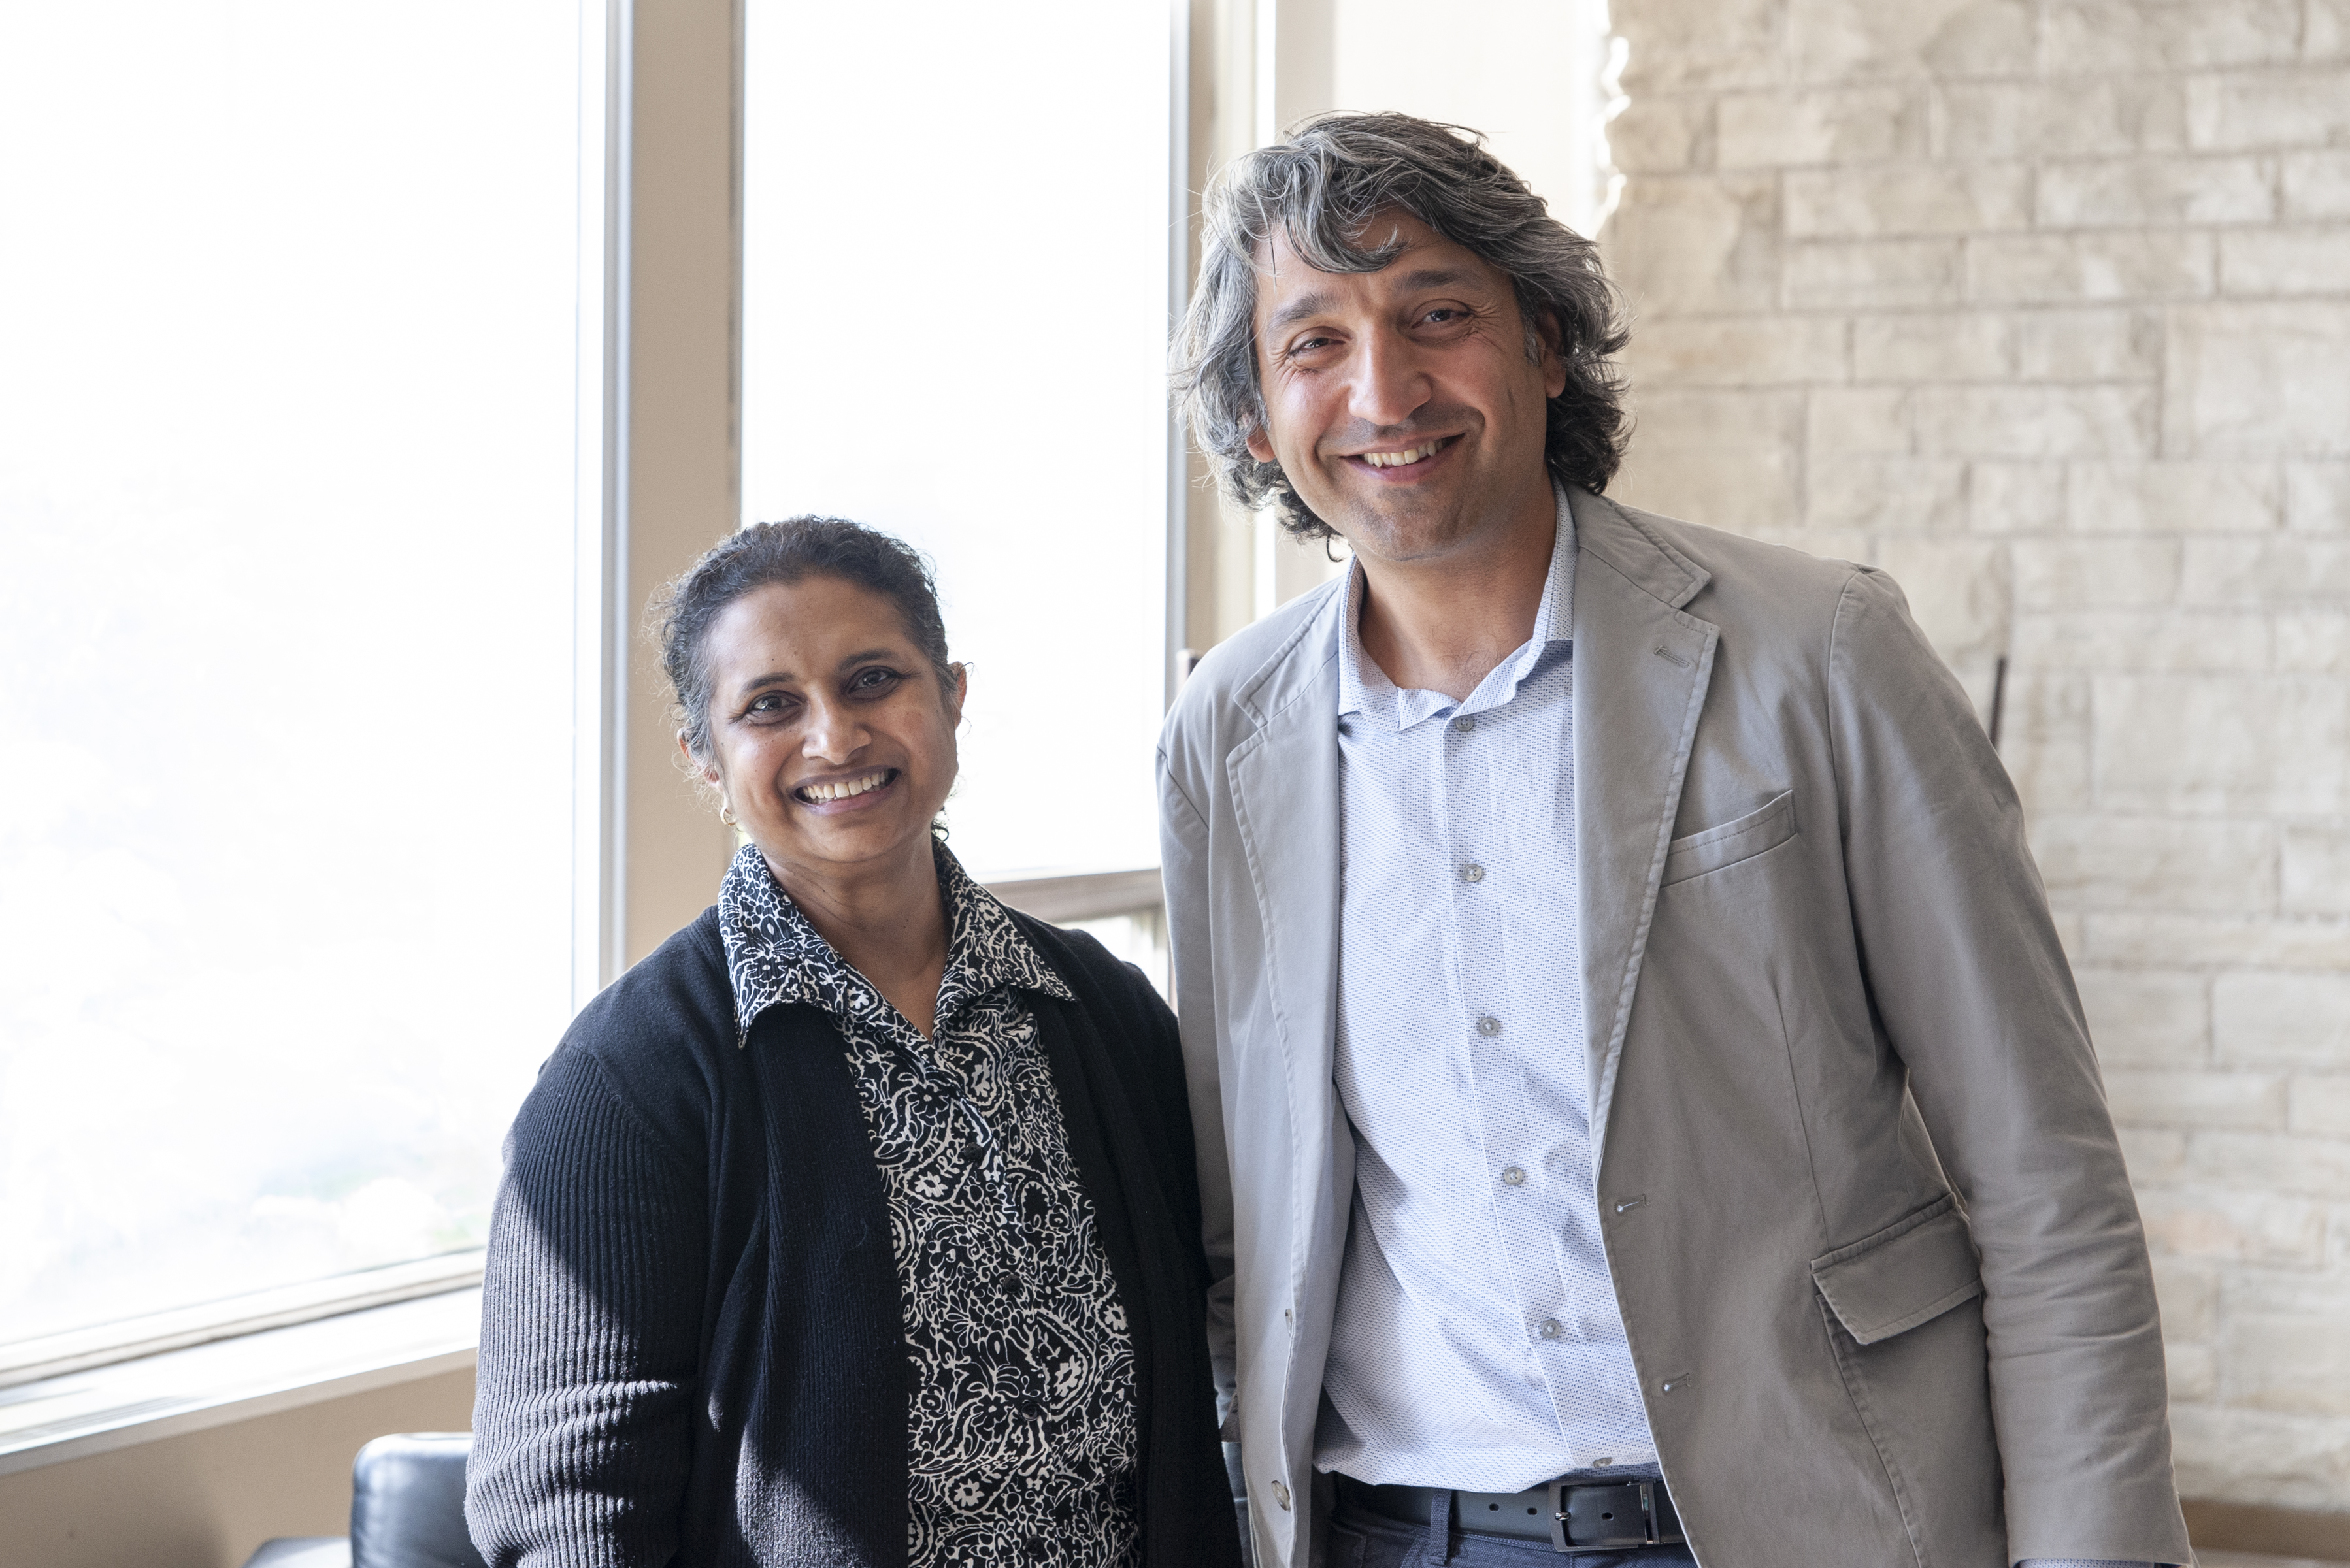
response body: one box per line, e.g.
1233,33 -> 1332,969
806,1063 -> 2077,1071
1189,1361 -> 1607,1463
1159,112 -> 2191,1568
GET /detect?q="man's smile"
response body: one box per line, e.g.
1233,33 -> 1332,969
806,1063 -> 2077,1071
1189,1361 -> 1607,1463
1342,434 -> 1461,478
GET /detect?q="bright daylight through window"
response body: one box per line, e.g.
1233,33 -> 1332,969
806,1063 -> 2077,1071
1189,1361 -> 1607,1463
0,3 -> 597,1359
742,1 -> 1175,886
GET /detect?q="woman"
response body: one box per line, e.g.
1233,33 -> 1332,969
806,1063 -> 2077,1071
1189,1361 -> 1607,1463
466,519 -> 1240,1568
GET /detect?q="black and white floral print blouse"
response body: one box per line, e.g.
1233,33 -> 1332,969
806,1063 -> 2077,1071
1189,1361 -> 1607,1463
717,839 -> 1141,1568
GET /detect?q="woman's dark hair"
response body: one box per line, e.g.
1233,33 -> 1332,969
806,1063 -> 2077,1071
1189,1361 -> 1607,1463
654,516 -> 957,764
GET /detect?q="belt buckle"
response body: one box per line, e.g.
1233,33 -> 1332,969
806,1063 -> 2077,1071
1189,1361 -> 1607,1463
1547,1480 -> 1659,1552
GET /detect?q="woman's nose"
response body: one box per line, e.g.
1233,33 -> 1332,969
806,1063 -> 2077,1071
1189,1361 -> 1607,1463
801,695 -> 864,761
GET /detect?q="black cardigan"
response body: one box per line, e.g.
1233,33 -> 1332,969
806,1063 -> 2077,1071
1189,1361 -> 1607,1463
466,907 -> 1241,1568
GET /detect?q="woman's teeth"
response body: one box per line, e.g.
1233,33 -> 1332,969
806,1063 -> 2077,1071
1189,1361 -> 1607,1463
800,770 -> 890,802
1361,440 -> 1443,469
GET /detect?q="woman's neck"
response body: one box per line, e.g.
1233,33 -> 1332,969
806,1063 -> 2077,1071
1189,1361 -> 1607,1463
765,838 -> 951,1038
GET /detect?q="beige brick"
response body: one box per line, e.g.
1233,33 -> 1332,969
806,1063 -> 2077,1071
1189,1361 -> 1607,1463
2038,155 -> 2277,228
2221,227 -> 2350,296
2183,538 -> 2350,604
1968,460 -> 2065,531
1786,238 -> 1963,309
2166,1339 -> 2220,1401
2276,612 -> 2350,671
1612,97 -> 1713,175
1785,163 -> 2032,237
2164,302 -> 2350,459
2077,968 -> 2213,1064
1966,231 -> 2217,304
2032,814 -> 2274,910
2070,461 -> 2281,533
2170,1403 -> 2350,1512
2285,829 -> 2350,916
1994,670 -> 2093,811
2093,674 -> 2350,813
2189,69 -> 2350,151
1852,313 -> 2010,380
2011,609 -> 2268,672
2151,1254 -> 2220,1337
2227,1312 -> 2350,1416
2013,538 -> 2177,605
2086,913 -> 2350,970
1606,175 -> 1782,315
2215,972 -> 2350,1066
1915,385 -> 2155,459
2190,1130 -> 2350,1193
1629,316 -> 1849,386
2315,0 -> 2350,59
2139,1186 -> 2330,1264
1808,456 -> 1968,531
2118,1123 -> 2191,1181
1789,0 -> 2034,80
2014,308 -> 2160,382
2044,0 -> 2302,72
2110,1070 -> 2286,1128
1874,536 -> 2008,664
2282,150 -> 2350,220
1717,85 -> 1926,167
2291,1077 -> 2350,1135
1617,0 -> 1788,92
1807,385 -> 1912,453
1615,389 -> 1806,535
2289,463 -> 2350,531
1933,80 -> 2187,159
2221,1262 -> 2350,1317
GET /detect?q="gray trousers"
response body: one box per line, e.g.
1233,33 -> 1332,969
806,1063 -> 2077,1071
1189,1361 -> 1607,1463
1326,1490 -> 1700,1568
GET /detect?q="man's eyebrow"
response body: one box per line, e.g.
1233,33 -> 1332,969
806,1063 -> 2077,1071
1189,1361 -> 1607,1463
1265,289 -> 1339,335
1263,267 -> 1491,336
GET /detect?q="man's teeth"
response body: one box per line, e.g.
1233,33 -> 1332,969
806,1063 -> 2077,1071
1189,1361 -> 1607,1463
803,770 -> 889,802
1362,440 -> 1442,469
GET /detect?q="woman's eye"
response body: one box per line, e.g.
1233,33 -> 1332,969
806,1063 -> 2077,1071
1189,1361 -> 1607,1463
850,667 -> 902,694
746,691 -> 797,719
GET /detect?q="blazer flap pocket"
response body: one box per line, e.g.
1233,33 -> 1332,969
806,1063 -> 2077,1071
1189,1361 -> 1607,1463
1810,1194 -> 1983,1346
1663,789 -> 1797,885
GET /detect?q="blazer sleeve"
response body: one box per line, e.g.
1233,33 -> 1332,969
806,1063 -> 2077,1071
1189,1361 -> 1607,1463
465,1047 -> 708,1568
1827,567 -> 2190,1565
1159,738 -> 1240,1434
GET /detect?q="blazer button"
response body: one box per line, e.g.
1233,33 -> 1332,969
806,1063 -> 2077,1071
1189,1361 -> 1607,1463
1271,1480 -> 1292,1510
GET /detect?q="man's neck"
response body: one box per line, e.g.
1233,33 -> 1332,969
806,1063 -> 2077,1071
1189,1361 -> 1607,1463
1354,485 -> 1558,702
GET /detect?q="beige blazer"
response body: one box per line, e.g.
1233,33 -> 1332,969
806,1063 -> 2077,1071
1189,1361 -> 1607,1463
1156,487 -> 2191,1568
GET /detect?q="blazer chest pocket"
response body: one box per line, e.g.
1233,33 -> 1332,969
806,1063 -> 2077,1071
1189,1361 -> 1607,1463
1661,789 -> 1797,887
1810,1193 -> 1983,1345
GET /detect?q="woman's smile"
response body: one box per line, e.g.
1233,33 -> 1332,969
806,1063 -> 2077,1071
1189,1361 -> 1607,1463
793,766 -> 901,809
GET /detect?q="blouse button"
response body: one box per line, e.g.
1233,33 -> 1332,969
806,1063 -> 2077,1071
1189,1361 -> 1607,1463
960,1143 -> 984,1163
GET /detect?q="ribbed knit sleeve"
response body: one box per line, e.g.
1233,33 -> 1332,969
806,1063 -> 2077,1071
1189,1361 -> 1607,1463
467,1045 -> 708,1568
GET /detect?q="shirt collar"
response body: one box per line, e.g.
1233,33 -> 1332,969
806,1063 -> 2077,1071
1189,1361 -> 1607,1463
716,837 -> 1072,1047
1336,480 -> 1578,730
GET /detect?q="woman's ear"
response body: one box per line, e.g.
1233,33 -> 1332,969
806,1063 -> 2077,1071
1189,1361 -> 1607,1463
678,728 -> 721,789
947,663 -> 968,725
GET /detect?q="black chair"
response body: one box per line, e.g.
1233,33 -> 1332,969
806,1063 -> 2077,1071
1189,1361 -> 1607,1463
244,1432 -> 486,1568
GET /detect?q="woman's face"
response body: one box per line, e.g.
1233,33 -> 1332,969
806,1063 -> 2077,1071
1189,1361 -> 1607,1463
689,574 -> 964,888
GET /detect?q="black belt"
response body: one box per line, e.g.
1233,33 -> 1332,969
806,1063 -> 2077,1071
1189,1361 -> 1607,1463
1338,1471 -> 1685,1552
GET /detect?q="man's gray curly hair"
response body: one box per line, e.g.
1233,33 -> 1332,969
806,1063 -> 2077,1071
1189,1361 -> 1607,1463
1171,111 -> 1631,542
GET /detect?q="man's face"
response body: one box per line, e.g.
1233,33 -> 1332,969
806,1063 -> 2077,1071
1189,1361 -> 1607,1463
1243,209 -> 1566,566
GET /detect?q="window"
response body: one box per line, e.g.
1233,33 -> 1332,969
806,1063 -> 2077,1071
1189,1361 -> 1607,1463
740,0 -> 1178,885
0,2 -> 601,1358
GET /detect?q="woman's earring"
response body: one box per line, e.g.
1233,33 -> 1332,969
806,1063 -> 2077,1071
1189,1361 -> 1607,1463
720,801 -> 739,828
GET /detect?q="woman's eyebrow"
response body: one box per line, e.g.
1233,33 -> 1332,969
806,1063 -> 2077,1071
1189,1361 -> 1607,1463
832,647 -> 901,671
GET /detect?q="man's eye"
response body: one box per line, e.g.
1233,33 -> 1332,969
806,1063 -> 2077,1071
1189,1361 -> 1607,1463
1422,307 -> 1465,325
1285,335 -> 1336,360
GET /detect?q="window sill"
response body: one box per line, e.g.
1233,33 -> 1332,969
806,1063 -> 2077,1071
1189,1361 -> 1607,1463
0,1286 -> 479,1477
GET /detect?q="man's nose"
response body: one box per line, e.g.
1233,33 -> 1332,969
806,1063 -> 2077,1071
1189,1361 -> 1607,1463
1348,325 -> 1432,429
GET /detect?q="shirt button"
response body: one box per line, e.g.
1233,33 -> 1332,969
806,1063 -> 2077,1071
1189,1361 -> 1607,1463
1272,1480 -> 1293,1510
1536,1318 -> 1564,1341
1461,862 -> 1485,883
1477,1015 -> 1502,1037
1452,715 -> 1476,733
1500,1166 -> 1527,1186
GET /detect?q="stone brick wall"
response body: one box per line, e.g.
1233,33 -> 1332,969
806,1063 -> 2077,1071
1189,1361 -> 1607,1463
1600,0 -> 2350,1511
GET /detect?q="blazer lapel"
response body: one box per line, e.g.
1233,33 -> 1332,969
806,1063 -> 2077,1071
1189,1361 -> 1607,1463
1570,489 -> 1720,1159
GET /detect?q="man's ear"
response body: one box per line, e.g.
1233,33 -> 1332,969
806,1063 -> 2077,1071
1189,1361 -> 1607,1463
1244,423 -> 1278,465
1533,308 -> 1570,400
